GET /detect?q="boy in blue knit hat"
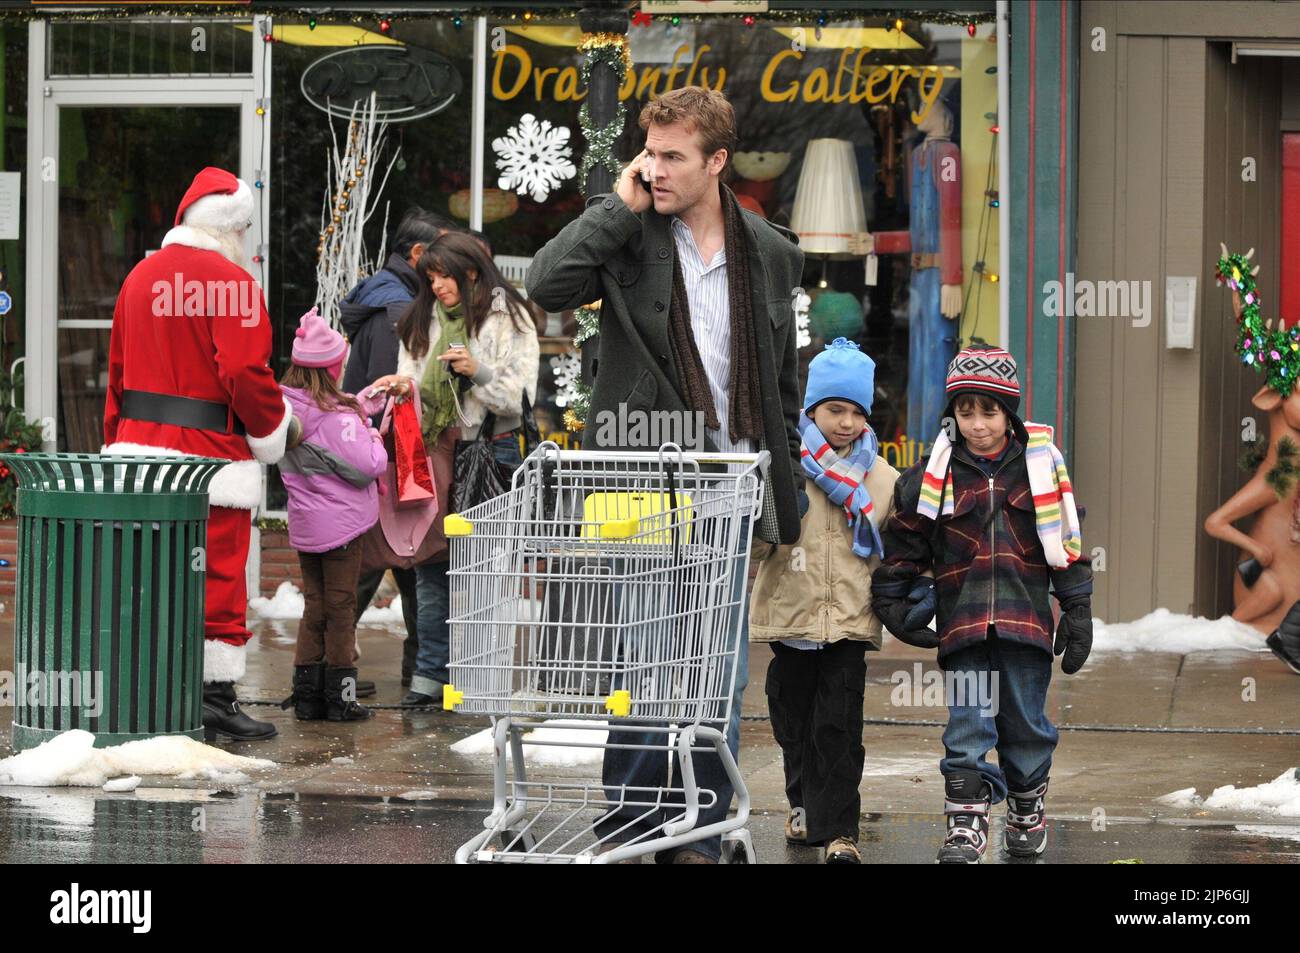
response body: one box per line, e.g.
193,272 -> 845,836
749,338 -> 900,864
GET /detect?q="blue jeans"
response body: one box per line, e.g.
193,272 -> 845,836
411,432 -> 524,697
939,628 -> 1058,803
596,517 -> 750,862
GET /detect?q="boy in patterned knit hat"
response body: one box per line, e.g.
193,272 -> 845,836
871,344 -> 1094,863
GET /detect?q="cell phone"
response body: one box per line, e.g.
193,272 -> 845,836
449,342 -> 465,350
638,170 -> 652,193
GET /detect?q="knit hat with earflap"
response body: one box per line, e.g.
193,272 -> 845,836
292,307 -> 348,368
944,344 -> 1022,421
803,337 -> 876,415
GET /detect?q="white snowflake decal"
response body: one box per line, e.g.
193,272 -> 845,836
493,114 -> 577,203
550,352 -> 583,407
792,287 -> 812,349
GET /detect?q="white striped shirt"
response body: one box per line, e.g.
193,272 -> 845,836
671,216 -> 757,456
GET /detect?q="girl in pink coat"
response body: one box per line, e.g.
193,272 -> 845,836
277,309 -> 388,722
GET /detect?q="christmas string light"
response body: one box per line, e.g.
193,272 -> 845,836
1217,249 -> 1299,394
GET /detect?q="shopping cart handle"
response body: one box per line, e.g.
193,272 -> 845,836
604,690 -> 631,717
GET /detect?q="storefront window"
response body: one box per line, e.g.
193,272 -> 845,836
489,13 -> 1001,461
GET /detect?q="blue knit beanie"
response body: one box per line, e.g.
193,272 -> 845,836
803,337 -> 875,415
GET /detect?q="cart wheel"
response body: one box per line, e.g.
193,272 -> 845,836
721,829 -> 755,865
499,829 -> 537,853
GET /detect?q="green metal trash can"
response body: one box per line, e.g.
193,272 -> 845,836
1,453 -> 227,751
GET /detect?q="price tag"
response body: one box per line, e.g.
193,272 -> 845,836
864,253 -> 878,287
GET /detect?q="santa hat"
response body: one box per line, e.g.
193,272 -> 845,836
174,166 -> 254,231
292,307 -> 348,368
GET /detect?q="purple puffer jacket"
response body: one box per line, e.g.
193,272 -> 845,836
280,386 -> 388,553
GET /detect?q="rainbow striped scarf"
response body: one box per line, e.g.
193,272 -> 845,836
917,422 -> 1082,568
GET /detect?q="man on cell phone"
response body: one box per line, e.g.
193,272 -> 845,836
526,86 -> 806,864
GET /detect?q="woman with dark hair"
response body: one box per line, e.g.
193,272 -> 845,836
370,231 -> 540,705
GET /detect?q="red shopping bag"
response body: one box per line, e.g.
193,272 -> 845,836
392,396 -> 436,502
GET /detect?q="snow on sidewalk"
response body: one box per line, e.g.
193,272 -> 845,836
451,720 -> 609,767
1092,609 -> 1268,654
249,580 -> 407,626
0,730 -> 274,789
1158,768 -> 1300,817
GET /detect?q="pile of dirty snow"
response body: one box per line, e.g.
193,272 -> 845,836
1092,609 -> 1267,654
451,719 -> 608,766
0,730 -> 274,788
249,581 -> 406,627
1158,768 -> 1300,817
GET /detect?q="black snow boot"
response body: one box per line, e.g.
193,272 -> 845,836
280,663 -> 327,721
325,666 -> 373,722
1004,778 -> 1050,857
1267,600 -> 1300,675
937,770 -> 992,864
203,681 -> 278,742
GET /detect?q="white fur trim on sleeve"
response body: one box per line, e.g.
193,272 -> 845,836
203,638 -> 247,684
102,442 -> 264,510
246,395 -> 293,465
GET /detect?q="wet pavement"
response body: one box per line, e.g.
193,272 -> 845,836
2,610 -> 1299,863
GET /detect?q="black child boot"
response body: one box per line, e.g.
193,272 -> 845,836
280,663 -> 327,721
937,769 -> 992,864
1004,779 -> 1050,857
203,682 -> 278,742
325,666 -> 373,722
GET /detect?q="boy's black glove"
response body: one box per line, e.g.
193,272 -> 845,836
874,577 -> 939,649
1053,595 -> 1093,674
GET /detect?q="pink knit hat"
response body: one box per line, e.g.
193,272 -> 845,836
292,307 -> 348,367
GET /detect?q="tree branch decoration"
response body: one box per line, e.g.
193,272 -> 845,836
1216,243 -> 1300,396
315,91 -> 402,331
552,304 -> 601,432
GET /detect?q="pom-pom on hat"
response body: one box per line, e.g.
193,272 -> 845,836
292,307 -> 348,368
174,166 -> 254,231
803,337 -> 876,415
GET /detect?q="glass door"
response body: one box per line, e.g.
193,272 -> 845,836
55,105 -> 241,451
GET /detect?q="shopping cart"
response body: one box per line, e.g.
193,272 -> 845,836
444,441 -> 767,864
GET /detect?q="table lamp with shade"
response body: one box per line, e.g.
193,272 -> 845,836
790,138 -> 868,291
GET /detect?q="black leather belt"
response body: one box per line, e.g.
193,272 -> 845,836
121,389 -> 246,435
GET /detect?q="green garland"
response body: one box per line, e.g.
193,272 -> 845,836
562,305 -> 601,432
1216,249 -> 1300,395
577,33 -> 630,190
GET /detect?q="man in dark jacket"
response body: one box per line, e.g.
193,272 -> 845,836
341,207 -> 451,688
526,87 -> 806,863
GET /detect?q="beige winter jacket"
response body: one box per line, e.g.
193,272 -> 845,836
749,458 -> 901,647
396,299 -> 539,440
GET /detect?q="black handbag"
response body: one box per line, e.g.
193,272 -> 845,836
520,391 -> 541,457
452,410 -> 510,513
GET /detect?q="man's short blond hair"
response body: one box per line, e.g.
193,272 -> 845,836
638,86 -> 737,171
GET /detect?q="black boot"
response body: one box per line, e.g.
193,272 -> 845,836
1004,779 -> 1050,857
325,666 -> 373,722
356,679 -> 377,699
203,682 -> 278,742
1267,600 -> 1300,675
401,631 -> 418,688
280,663 -> 327,721
937,770 -> 991,864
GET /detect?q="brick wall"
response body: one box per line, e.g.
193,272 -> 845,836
0,518 -> 15,608
259,529 -> 302,596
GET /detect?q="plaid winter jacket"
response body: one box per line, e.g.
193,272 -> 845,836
872,428 -> 1093,660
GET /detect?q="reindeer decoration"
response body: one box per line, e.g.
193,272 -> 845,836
1204,245 -> 1300,634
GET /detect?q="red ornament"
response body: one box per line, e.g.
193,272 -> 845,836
632,10 -> 652,27
379,18 -> 391,33
743,15 -> 755,26
968,22 -> 977,37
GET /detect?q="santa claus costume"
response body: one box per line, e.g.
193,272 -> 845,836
103,166 -> 292,742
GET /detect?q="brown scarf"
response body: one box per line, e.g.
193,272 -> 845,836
667,183 -> 762,444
